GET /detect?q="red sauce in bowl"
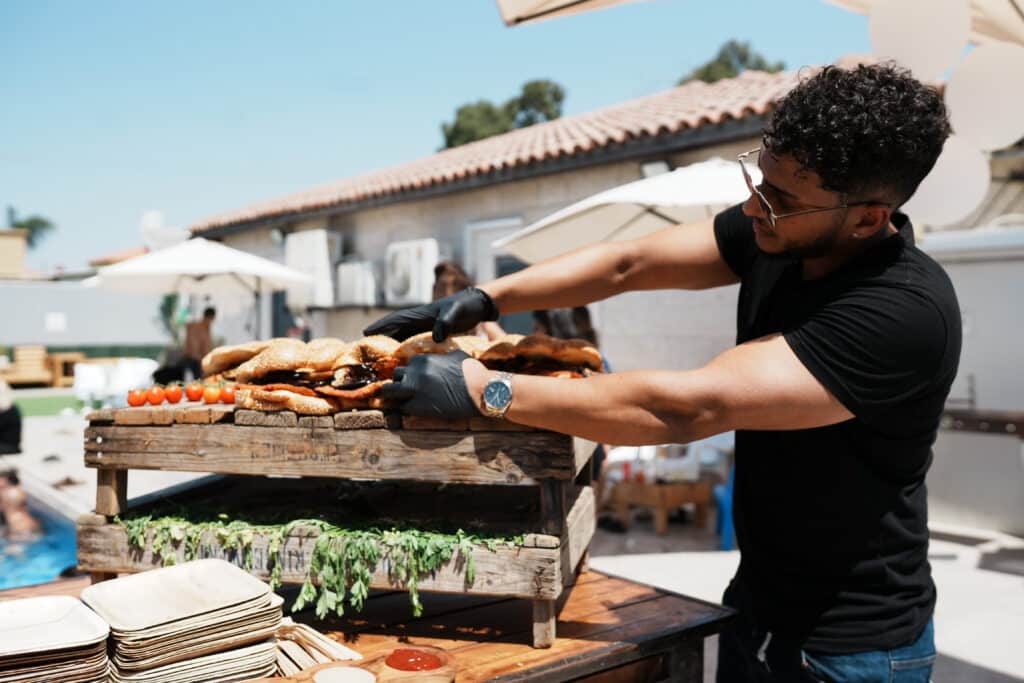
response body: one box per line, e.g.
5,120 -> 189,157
385,648 -> 443,671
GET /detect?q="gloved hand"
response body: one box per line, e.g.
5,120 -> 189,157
380,351 -> 481,418
363,287 -> 499,342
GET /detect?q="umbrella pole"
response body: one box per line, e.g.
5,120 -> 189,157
255,277 -> 262,340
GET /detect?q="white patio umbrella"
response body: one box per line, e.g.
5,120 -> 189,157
493,157 -> 758,264
495,0 -> 645,26
85,237 -> 313,336
823,0 -> 1024,46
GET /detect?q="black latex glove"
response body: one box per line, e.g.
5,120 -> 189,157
380,351 -> 481,418
363,287 -> 499,342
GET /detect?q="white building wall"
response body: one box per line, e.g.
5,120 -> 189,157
0,280 -> 166,347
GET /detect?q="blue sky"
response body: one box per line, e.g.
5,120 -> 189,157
1,0 -> 869,272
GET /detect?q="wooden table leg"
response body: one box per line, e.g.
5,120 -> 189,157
532,599 -> 556,648
95,468 -> 127,517
694,502 -> 709,530
654,506 -> 670,536
540,479 -> 568,536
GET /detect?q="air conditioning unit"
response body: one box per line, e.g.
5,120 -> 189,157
385,238 -> 440,306
336,261 -> 378,307
284,229 -> 340,308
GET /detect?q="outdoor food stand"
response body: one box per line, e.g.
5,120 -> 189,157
78,404 -> 596,648
70,334 -> 733,680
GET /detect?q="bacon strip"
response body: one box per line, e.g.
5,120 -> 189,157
236,383 -> 320,397
315,380 -> 389,400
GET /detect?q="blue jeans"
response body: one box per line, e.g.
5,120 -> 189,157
717,578 -> 935,682
801,620 -> 935,682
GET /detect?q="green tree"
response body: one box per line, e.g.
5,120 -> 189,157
6,206 -> 56,249
441,79 -> 566,149
505,79 -> 565,128
442,100 -> 514,149
679,40 -> 785,85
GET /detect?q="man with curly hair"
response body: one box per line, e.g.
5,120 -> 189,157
367,63 -> 959,681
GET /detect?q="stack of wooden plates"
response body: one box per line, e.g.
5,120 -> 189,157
81,559 -> 282,682
0,595 -> 109,683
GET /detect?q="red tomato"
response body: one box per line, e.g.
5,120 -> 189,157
127,389 -> 147,407
146,386 -> 166,406
185,382 -> 205,402
202,385 -> 221,404
219,385 -> 235,404
165,384 -> 183,404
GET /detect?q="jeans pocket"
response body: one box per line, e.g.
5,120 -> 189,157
890,654 -> 935,683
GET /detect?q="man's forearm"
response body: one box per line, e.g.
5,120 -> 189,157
463,361 -> 721,445
480,241 -> 637,315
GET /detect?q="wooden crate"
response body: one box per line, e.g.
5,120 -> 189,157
79,405 -> 597,647
77,486 -> 595,601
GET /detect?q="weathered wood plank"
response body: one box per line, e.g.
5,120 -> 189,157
234,409 -> 298,427
84,424 -> 575,485
574,437 -> 596,479
76,522 -> 563,600
560,486 -> 596,585
540,479 -> 568,535
333,410 -> 393,430
521,534 -> 560,549
402,416 -> 470,431
174,404 -> 234,424
95,469 -> 127,517
113,407 -> 175,426
86,408 -> 114,424
298,415 -> 334,429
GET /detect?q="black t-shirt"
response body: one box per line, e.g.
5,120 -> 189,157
713,204 -> 961,654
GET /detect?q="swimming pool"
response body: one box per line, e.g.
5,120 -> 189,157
0,503 -> 78,590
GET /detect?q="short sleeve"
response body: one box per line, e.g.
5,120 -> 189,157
714,203 -> 757,279
783,288 -> 951,434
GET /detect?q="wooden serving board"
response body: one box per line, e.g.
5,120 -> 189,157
85,408 -> 593,486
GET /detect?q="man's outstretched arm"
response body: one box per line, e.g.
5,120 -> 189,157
365,216 -> 738,340
462,334 -> 853,445
481,216 -> 738,315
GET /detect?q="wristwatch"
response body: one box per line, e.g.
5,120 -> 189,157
482,372 -> 514,418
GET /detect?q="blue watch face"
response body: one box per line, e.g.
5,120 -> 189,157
484,381 -> 512,408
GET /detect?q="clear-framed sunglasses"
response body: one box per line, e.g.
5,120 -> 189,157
737,148 -> 885,229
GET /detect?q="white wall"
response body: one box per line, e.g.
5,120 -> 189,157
935,257 -> 1024,411
594,285 -> 739,372
0,280 -> 167,347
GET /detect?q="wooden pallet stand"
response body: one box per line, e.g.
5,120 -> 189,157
79,405 -> 596,648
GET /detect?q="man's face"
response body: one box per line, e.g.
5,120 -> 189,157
741,150 -> 852,260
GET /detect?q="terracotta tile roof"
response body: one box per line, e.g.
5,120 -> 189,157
191,69 -> 797,234
88,245 -> 148,267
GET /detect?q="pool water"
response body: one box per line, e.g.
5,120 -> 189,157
0,504 -> 79,590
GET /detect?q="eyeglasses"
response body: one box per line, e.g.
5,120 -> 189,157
737,148 -> 885,229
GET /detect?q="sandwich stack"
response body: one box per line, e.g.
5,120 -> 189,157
203,332 -> 604,416
0,595 -> 109,683
80,558 -> 282,683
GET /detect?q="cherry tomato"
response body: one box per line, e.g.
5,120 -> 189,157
146,385 -> 166,406
185,382 -> 205,402
165,384 -> 183,404
219,385 -> 236,404
202,385 -> 221,404
127,389 -> 147,407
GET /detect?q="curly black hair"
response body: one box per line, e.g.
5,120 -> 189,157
763,62 -> 951,207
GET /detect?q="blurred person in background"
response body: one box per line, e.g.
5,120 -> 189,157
0,471 -> 41,542
183,306 -> 216,380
